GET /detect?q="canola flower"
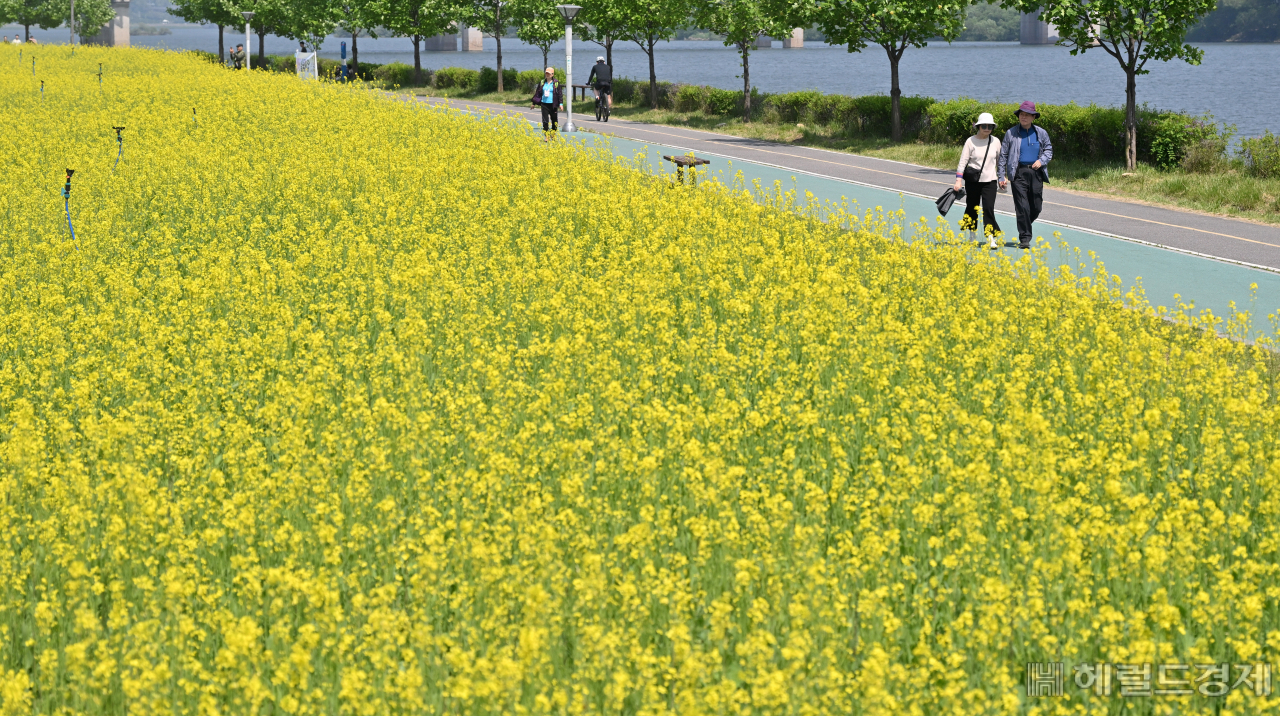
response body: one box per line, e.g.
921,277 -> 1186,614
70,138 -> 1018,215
1,46 -> 1279,716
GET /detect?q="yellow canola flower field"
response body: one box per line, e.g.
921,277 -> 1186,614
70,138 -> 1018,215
1,46 -> 1278,716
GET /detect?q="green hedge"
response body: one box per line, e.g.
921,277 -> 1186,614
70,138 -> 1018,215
435,67 -> 479,90
674,84 -> 742,115
611,77 -> 641,104
764,91 -> 936,138
518,68 -> 567,94
1242,131 -> 1280,178
372,62 -> 417,87
478,66 -> 519,93
920,97 -> 1224,165
621,83 -> 935,137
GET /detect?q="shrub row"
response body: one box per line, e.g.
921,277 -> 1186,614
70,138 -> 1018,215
765,91 -> 936,138
516,68 -> 568,93
919,97 -> 1226,166
622,83 -> 1229,165
478,66 -> 518,92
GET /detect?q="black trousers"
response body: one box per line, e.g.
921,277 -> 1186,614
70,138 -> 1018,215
962,179 -> 1001,237
1011,164 -> 1043,245
540,103 -> 559,132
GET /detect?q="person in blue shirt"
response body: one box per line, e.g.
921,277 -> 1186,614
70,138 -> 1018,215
997,101 -> 1053,249
529,67 -> 565,136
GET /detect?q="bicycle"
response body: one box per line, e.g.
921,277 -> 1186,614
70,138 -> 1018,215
594,88 -> 611,122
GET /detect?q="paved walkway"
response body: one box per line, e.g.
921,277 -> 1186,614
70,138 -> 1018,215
419,96 -> 1280,272
416,96 -> 1280,332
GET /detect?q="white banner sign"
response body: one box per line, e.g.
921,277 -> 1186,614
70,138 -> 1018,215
295,51 -> 318,80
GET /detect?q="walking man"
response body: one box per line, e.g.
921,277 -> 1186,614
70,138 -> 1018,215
998,101 -> 1052,249
529,67 -> 564,137
230,44 -> 246,70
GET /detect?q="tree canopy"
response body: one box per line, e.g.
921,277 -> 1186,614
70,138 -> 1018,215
807,0 -> 967,140
1009,0 -> 1217,168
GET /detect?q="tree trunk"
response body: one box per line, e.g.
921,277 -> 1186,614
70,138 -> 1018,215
888,47 -> 902,142
1125,67 -> 1138,170
352,30 -> 359,75
218,25 -> 224,62
257,30 -> 266,67
496,34 -> 504,91
542,47 -> 548,70
740,41 -> 751,123
413,35 -> 422,84
647,38 -> 657,110
605,38 -> 613,69
24,24 -> 30,41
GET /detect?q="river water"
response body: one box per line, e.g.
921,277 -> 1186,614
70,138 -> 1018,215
7,24 -> 1278,137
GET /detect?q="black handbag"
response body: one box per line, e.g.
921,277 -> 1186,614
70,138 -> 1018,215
962,137 -> 993,183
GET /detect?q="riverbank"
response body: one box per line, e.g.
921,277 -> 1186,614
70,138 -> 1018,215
406,86 -> 1280,225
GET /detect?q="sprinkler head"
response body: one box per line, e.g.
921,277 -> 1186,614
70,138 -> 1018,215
62,169 -> 75,198
113,126 -> 125,139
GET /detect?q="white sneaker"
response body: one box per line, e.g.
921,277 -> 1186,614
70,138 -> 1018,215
988,235 -> 999,249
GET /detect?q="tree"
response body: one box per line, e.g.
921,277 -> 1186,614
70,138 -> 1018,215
11,0 -> 62,41
238,0 -> 292,65
615,0 -> 688,109
513,0 -> 562,70
463,0 -> 511,90
1012,0 -> 1218,169
809,0 -> 966,140
63,0 -> 115,42
578,0 -> 628,69
379,0 -> 459,83
338,1 -> 382,72
695,0 -> 796,122
171,0 -> 242,60
285,0 -> 343,54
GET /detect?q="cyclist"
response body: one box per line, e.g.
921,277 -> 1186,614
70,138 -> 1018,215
587,57 -> 612,116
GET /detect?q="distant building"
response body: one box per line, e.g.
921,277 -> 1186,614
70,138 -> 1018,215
83,0 -> 130,47
1019,11 -> 1058,44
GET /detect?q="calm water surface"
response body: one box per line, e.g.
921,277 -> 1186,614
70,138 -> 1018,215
7,24 -> 1278,137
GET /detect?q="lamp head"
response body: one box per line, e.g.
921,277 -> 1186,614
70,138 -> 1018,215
241,11 -> 255,20
555,4 -> 581,23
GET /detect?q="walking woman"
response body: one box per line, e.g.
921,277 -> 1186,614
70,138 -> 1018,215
953,112 -> 1002,247
998,101 -> 1053,249
529,67 -> 564,138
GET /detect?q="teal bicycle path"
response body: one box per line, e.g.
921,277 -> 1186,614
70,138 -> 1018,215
422,98 -> 1280,337
590,132 -> 1279,334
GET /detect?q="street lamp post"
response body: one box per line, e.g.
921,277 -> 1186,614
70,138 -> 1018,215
242,12 -> 255,71
555,5 -> 581,132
